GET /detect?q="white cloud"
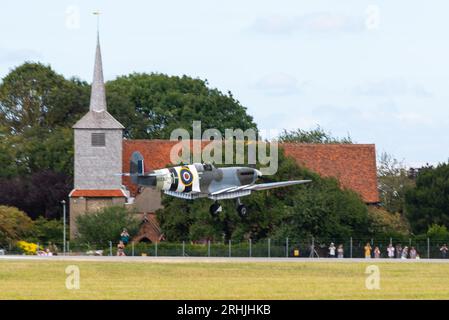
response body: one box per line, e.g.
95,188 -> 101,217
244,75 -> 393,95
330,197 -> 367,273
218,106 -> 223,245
252,72 -> 302,96
249,12 -> 365,35
354,79 -> 432,98
0,48 -> 43,63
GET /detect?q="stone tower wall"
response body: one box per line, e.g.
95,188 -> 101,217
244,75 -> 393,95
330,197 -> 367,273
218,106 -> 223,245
74,129 -> 123,190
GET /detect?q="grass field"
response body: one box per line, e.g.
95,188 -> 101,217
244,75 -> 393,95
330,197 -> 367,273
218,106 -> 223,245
1,259 -> 449,299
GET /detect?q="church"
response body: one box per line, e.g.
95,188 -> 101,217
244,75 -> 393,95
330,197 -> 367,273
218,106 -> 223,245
68,35 -> 380,241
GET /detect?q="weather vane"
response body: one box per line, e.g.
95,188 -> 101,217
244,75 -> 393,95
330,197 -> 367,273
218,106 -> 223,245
93,10 -> 100,32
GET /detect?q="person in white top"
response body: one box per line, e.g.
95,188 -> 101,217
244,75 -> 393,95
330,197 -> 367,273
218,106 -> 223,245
328,243 -> 336,258
387,244 -> 395,258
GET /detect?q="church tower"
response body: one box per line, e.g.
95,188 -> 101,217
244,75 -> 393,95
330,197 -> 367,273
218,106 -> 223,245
69,33 -> 126,239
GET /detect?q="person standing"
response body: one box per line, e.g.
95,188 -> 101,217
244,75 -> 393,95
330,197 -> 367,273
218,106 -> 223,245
117,241 -> 126,256
401,246 -> 409,259
328,243 -> 336,258
440,244 -> 448,259
337,244 -> 344,258
409,247 -> 417,259
364,243 -> 372,259
374,246 -> 381,258
396,244 -> 403,259
120,228 -> 130,245
387,244 -> 395,258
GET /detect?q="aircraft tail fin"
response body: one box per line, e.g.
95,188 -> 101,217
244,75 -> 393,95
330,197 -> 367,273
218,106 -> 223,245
130,151 -> 145,184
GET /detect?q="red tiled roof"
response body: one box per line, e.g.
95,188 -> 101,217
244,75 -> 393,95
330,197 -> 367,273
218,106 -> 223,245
122,140 -> 379,203
282,143 -> 379,203
69,189 -> 126,198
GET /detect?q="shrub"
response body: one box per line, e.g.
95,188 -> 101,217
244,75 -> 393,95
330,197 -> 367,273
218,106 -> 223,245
31,217 -> 64,244
0,205 -> 34,246
427,224 -> 449,241
75,206 -> 140,244
16,240 -> 41,255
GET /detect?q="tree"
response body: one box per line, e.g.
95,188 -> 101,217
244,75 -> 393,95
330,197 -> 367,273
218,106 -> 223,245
0,206 -> 34,246
0,170 -> 72,219
367,207 -> 410,238
405,163 -> 449,234
0,62 -> 89,134
377,152 -> 415,213
106,73 -> 257,139
426,224 -> 449,241
278,126 -> 353,144
31,217 -> 64,244
75,206 -> 140,244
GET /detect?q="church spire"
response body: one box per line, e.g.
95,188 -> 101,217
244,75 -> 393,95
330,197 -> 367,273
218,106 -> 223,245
89,27 -> 107,112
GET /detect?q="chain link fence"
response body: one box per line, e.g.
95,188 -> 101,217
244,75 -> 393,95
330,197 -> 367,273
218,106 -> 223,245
3,237 -> 449,259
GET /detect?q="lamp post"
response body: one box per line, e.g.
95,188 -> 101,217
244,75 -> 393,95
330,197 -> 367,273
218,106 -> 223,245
61,200 -> 66,255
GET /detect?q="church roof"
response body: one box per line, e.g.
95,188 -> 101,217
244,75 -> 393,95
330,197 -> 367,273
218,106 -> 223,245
122,140 -> 379,203
73,110 -> 124,129
282,143 -> 379,203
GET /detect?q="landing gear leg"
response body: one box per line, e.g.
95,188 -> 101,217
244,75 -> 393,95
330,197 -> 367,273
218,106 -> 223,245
236,198 -> 248,217
209,201 -> 222,216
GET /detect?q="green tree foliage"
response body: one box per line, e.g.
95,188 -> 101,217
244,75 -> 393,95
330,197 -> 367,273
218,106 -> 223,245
377,152 -> 415,214
106,73 -> 257,139
157,148 -> 370,241
30,217 -> 64,244
0,62 -> 89,134
0,63 -> 86,178
0,205 -> 34,246
405,163 -> 449,234
426,224 -> 449,241
75,206 -> 140,244
278,126 -> 353,144
367,207 -> 410,238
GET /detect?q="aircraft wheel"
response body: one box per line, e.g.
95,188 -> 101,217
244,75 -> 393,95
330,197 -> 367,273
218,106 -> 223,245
237,204 -> 247,217
209,202 -> 222,216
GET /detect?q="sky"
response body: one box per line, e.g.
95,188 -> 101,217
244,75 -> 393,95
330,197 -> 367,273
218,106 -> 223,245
1,0 -> 448,167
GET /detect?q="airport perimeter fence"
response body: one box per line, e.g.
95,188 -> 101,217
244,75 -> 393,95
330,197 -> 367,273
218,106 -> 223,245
2,237 -> 449,259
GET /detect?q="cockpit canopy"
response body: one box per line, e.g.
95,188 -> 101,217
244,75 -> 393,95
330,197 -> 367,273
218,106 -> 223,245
203,163 -> 215,171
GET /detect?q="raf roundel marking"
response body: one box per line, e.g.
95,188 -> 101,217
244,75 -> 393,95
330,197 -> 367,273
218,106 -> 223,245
180,167 -> 193,186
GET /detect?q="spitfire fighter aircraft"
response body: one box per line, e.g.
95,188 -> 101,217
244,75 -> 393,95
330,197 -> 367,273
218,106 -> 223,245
124,152 -> 311,216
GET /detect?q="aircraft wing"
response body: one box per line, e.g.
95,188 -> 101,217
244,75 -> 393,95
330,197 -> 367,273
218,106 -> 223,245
209,180 -> 311,200
116,172 -> 167,177
243,180 -> 312,191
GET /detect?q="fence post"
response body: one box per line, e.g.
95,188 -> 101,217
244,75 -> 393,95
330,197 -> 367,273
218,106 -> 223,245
228,240 -> 231,257
311,236 -> 314,258
132,241 -> 135,257
286,237 -> 289,258
249,239 -> 252,257
268,238 -> 271,258
350,237 -> 353,258
109,241 -> 112,256
208,240 -> 211,257
155,241 -> 158,257
67,241 -> 70,255
427,238 -> 430,259
182,241 -> 185,257
390,237 -> 392,245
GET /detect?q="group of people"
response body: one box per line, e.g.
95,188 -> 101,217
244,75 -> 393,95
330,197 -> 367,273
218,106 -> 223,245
327,242 -> 449,259
365,243 -> 420,259
327,243 -> 345,258
117,228 -> 130,256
